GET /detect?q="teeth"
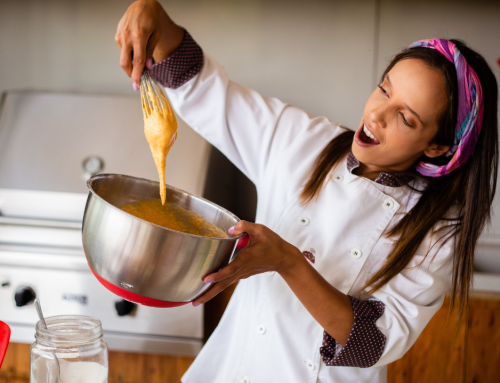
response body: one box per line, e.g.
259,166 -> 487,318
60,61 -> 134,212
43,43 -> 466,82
363,125 -> 375,140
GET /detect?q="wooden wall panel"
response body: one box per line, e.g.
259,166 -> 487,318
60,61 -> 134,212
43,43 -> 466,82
388,297 -> 466,383
0,343 -> 30,383
108,351 -> 194,383
466,293 -> 500,383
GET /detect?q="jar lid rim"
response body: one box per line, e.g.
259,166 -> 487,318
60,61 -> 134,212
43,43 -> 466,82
35,315 -> 103,345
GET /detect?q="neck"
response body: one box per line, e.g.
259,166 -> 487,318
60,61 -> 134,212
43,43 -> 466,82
355,161 -> 415,180
353,163 -> 381,180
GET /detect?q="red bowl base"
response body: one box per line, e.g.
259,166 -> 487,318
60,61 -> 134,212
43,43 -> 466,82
90,267 -> 190,308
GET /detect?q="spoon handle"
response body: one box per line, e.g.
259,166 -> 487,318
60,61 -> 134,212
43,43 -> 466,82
34,298 -> 63,383
34,299 -> 48,329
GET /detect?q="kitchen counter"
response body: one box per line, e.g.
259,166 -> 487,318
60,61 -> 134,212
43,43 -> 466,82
473,272 -> 500,293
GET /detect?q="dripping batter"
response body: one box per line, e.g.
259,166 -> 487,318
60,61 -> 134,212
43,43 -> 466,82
141,83 -> 177,205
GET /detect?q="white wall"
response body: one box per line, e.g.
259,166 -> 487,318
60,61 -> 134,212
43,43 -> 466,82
2,0 -> 497,126
2,0 -> 498,126
0,0 -> 377,128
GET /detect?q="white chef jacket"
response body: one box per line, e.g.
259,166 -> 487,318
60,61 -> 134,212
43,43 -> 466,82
163,53 -> 455,383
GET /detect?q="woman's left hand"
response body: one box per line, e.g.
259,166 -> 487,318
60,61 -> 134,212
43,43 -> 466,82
192,221 -> 303,306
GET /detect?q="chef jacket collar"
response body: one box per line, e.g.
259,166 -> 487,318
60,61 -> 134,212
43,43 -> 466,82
346,151 -> 415,188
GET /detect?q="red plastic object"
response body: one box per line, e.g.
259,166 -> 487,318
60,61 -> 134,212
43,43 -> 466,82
89,267 -> 189,308
0,321 -> 11,369
236,234 -> 250,249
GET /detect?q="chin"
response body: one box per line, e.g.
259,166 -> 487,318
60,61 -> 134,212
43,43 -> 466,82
351,142 -> 376,164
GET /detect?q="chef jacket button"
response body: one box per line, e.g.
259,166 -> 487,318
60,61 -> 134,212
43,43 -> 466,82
305,360 -> 316,371
257,324 -> 266,335
333,174 -> 344,182
383,198 -> 395,210
350,248 -> 362,259
298,217 -> 310,226
242,376 -> 250,383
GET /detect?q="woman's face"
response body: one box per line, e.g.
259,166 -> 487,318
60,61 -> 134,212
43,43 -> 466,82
352,58 -> 450,175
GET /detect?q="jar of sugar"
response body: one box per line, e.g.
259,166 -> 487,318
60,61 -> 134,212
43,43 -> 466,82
30,315 -> 108,383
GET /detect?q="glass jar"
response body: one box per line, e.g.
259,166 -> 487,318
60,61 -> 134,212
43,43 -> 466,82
30,315 -> 108,383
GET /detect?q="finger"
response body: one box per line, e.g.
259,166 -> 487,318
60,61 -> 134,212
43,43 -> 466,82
193,277 -> 237,305
194,269 -> 263,306
228,220 -> 254,236
119,42 -> 134,79
145,29 -> 161,69
229,221 -> 267,243
203,257 -> 246,283
131,36 -> 148,87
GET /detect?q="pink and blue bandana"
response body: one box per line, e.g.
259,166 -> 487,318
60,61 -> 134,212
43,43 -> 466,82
407,39 -> 484,177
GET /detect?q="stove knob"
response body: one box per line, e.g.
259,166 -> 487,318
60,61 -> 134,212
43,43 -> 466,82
14,287 -> 36,307
115,299 -> 136,316
81,156 -> 105,180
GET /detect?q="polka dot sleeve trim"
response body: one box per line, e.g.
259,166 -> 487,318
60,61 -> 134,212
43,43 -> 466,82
320,296 -> 386,368
151,29 -> 203,89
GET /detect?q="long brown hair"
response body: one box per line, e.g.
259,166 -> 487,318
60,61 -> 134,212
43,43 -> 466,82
301,40 -> 499,320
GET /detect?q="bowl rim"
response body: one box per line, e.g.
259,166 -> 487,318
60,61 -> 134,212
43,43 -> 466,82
86,173 -> 246,242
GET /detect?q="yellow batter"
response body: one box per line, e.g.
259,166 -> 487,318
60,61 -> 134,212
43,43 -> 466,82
137,82 -> 226,238
142,84 -> 177,205
121,199 -> 228,239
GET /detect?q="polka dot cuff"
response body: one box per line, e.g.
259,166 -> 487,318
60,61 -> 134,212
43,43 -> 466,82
152,29 -> 203,89
320,296 -> 386,368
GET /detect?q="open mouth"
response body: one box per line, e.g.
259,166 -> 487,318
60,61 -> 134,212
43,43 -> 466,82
355,122 -> 380,147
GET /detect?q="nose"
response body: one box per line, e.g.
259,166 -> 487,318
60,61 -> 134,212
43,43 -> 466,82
368,101 -> 388,130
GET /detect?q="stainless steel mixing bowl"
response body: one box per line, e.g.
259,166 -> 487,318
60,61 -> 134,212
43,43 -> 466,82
82,174 -> 246,306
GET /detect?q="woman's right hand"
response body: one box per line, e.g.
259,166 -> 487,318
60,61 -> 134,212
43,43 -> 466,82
115,0 -> 184,90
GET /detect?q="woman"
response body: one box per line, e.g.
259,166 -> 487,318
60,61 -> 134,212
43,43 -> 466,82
116,1 -> 498,382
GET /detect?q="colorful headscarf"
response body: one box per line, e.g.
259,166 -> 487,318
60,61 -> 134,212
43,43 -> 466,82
406,39 -> 484,177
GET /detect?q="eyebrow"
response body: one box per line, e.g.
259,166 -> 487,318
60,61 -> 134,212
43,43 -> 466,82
404,103 -> 424,125
386,74 -> 424,125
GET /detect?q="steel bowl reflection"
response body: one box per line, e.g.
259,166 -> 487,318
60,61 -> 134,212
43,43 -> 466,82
82,174 -> 246,307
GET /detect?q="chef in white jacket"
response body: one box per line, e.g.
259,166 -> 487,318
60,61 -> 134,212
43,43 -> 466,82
115,2 -> 498,383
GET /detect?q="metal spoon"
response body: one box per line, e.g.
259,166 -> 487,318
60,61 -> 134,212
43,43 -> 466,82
34,298 -> 63,383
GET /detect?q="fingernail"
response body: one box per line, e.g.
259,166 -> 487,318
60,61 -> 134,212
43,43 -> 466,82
147,58 -> 153,69
228,226 -> 235,234
193,302 -> 201,307
133,82 -> 139,91
204,278 -> 213,284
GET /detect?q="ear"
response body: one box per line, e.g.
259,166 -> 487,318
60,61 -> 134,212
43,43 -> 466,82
424,144 -> 451,158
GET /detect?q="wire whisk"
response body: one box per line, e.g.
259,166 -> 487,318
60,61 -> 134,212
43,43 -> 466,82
140,69 -> 169,116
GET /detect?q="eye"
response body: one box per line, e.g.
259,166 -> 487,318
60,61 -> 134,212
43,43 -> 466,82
378,85 -> 388,96
399,112 -> 413,128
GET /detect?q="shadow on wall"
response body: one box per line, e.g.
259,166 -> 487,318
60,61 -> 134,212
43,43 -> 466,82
203,146 -> 257,224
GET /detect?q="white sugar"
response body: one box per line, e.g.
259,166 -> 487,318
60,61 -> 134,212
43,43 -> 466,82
59,360 -> 107,383
32,358 -> 108,383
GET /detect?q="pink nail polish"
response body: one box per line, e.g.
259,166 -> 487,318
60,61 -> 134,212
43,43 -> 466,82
147,58 -> 153,69
193,302 -> 201,307
228,226 -> 235,234
205,278 -> 213,284
133,82 -> 139,91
